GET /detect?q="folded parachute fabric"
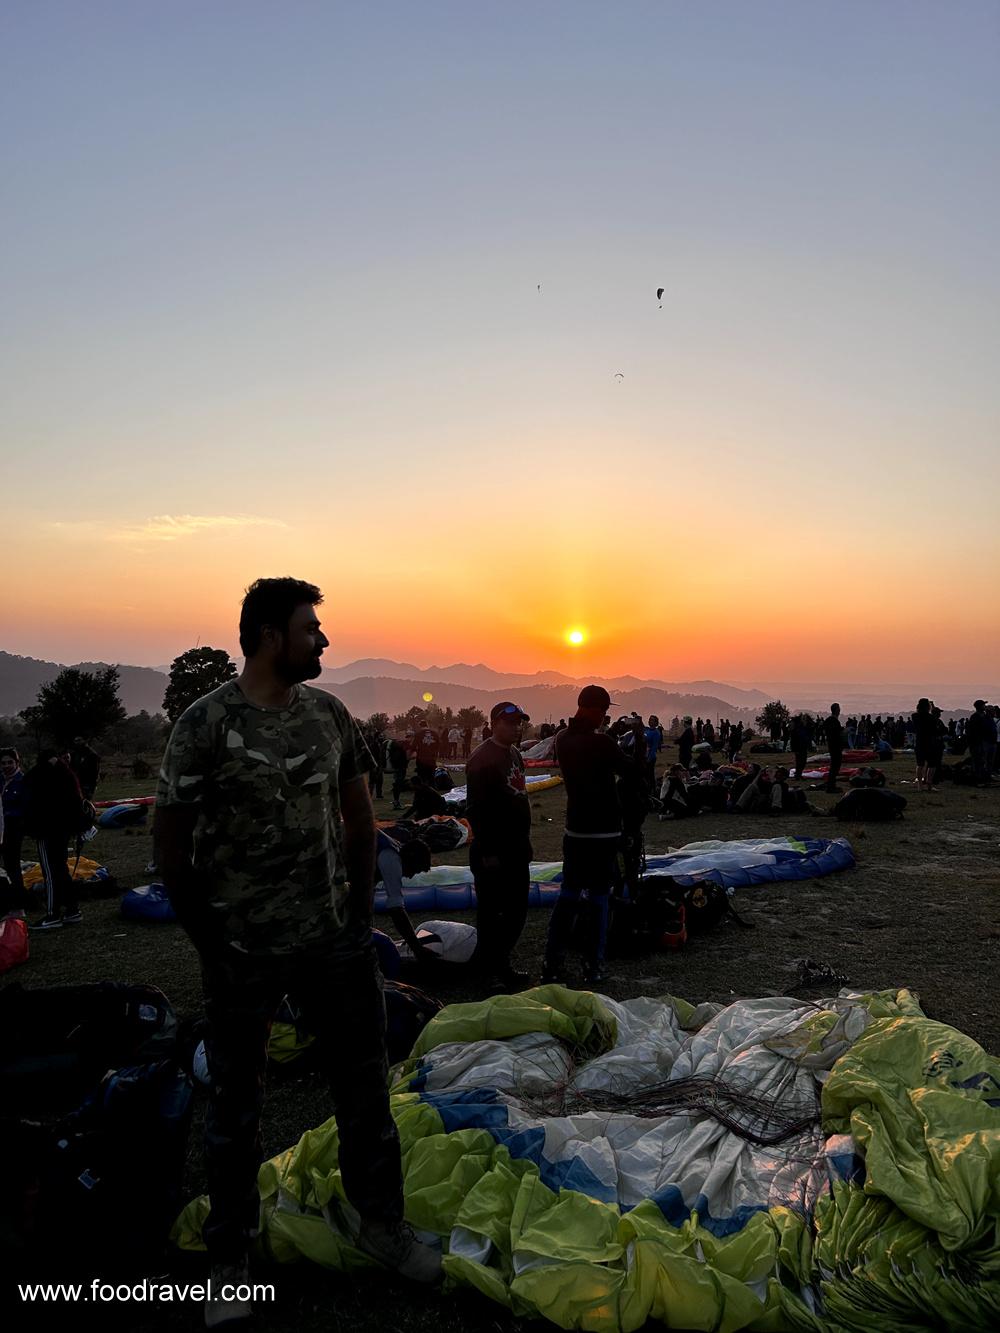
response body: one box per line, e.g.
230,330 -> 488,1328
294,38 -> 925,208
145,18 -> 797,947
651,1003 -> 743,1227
121,883 -> 176,923
372,837 -> 854,912
22,856 -> 111,888
98,802 -> 149,829
173,985 -> 1000,1331
92,795 -> 156,809
643,836 -> 856,890
376,815 -> 472,851
445,773 -> 563,806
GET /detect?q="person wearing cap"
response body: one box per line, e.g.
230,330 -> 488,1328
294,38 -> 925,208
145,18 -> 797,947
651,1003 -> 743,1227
965,700 -> 996,786
542,685 -> 632,988
465,702 -> 533,993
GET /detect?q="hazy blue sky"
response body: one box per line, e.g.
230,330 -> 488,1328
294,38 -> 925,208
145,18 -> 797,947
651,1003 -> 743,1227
2,2 -> 998,681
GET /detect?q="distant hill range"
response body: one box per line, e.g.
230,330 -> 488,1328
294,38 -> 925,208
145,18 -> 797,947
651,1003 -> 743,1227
318,660 -> 768,724
3,651 -> 989,722
0,651 -> 762,723
0,652 -> 169,717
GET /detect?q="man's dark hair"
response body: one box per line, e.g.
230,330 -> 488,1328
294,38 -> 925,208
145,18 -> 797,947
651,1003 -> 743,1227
239,577 -> 323,656
0,747 -> 20,764
400,838 -> 431,878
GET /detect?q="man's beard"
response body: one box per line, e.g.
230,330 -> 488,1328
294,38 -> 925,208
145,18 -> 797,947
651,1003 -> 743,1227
275,650 -> 324,685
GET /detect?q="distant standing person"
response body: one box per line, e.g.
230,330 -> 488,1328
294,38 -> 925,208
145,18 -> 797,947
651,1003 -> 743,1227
728,722 -> 744,763
789,715 -> 810,781
643,715 -> 663,787
154,578 -> 439,1327
413,721 -> 440,783
823,703 -> 845,793
466,702 -> 533,993
677,716 -> 695,770
71,736 -> 101,800
912,698 -> 936,791
387,736 -> 410,810
1,748 -> 29,913
461,726 -> 473,760
447,725 -> 461,760
542,686 -> 629,987
25,750 -> 86,930
965,700 -> 996,786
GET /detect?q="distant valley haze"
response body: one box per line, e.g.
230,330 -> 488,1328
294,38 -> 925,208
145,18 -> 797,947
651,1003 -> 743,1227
1,650 -> 994,723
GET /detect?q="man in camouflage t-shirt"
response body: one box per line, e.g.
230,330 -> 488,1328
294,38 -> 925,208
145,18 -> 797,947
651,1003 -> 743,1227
155,579 -> 439,1324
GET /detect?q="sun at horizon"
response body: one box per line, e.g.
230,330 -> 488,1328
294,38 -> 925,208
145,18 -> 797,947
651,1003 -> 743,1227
566,628 -> 586,647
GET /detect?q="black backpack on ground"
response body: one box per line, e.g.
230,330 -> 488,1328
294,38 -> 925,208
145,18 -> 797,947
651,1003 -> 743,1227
608,876 -> 734,956
16,1060 -> 193,1274
848,767 -> 886,789
833,788 -> 907,821
383,981 -> 443,1062
0,982 -> 177,1108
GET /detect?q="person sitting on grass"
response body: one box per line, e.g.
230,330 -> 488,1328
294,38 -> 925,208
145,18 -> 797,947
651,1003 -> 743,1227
399,772 -> 450,822
375,832 -> 438,963
769,766 -> 817,814
658,764 -> 694,819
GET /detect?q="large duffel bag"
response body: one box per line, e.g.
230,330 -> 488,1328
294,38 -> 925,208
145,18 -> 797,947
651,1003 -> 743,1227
833,788 -> 907,821
0,981 -> 177,1106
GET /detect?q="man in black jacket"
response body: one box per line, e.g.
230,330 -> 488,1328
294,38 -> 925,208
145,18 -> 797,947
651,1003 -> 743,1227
542,686 -> 630,987
824,703 -> 845,793
966,700 -> 996,786
466,702 -> 532,992
677,716 -> 695,769
26,751 -> 85,930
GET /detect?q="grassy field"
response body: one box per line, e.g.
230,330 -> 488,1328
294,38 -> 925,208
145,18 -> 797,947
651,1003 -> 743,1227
5,746 -> 999,1331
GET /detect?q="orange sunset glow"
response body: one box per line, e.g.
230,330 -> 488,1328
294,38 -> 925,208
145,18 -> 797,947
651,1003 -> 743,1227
1,5 -> 997,695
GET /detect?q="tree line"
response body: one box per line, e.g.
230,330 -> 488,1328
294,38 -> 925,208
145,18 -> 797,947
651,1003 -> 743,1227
0,648 -> 492,764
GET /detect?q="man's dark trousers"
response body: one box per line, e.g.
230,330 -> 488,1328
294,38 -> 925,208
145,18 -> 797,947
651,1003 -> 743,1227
471,842 -> 530,979
199,935 -> 403,1261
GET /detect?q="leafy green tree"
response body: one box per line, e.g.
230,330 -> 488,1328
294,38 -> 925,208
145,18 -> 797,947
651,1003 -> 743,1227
24,666 -> 126,746
104,709 -> 169,755
163,647 -> 237,722
391,705 -> 427,732
456,706 -> 486,732
755,700 -> 791,738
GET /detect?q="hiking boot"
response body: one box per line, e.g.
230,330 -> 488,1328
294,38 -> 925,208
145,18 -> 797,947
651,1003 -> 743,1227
62,909 -> 83,925
31,914 -> 63,931
205,1258 -> 253,1328
357,1218 -> 442,1284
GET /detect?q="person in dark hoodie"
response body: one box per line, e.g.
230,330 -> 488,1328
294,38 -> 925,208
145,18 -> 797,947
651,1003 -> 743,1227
466,702 -> 533,993
677,716 -> 695,770
25,749 -> 86,929
1,748 -> 30,912
542,686 -> 630,987
789,715 -> 810,780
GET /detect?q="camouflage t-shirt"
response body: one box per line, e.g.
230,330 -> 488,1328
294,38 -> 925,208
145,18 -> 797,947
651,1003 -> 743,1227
156,680 -> 372,956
